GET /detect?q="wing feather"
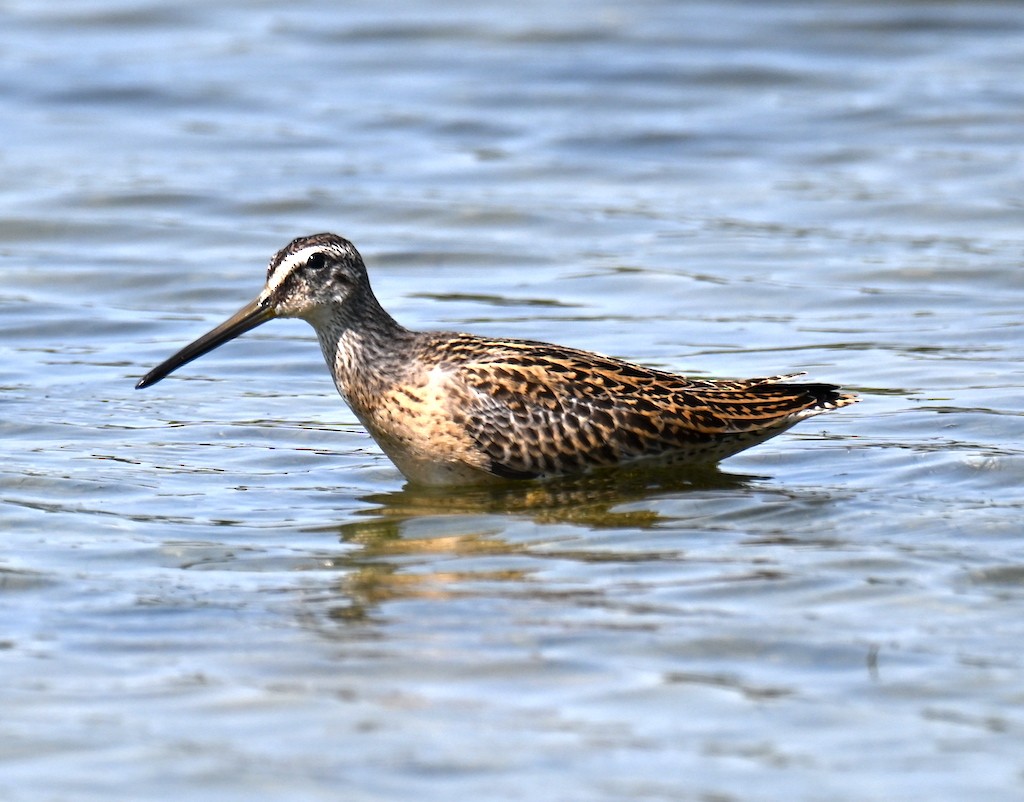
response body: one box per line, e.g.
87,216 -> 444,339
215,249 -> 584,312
435,336 -> 854,478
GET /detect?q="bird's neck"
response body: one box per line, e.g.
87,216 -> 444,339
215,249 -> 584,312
309,289 -> 418,406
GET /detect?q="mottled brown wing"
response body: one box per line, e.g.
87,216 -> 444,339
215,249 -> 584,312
449,338 -> 854,479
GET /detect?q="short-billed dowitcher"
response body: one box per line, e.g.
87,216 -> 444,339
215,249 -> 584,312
137,233 -> 857,486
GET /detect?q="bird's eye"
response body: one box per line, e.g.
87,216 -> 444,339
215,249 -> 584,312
306,252 -> 326,270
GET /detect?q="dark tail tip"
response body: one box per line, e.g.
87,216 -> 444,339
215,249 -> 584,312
802,383 -> 859,410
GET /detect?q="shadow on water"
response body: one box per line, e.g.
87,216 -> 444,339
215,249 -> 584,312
305,464 -> 764,624
355,463 -> 760,530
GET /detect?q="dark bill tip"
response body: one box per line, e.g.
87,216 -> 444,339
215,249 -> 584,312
136,297 -> 275,389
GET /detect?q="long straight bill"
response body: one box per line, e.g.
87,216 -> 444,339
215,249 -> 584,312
136,297 -> 276,389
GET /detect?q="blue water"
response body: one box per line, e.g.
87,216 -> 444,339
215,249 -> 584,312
3,2 -> 1024,800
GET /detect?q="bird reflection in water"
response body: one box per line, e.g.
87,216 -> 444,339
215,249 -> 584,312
302,464 -> 760,625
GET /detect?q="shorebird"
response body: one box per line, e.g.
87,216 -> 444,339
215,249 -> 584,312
136,233 -> 857,486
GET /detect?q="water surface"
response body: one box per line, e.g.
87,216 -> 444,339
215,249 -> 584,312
3,1 -> 1024,800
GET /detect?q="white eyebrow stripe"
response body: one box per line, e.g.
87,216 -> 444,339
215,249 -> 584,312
266,245 -> 325,292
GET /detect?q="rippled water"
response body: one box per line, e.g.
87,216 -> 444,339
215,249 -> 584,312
3,1 -> 1024,800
